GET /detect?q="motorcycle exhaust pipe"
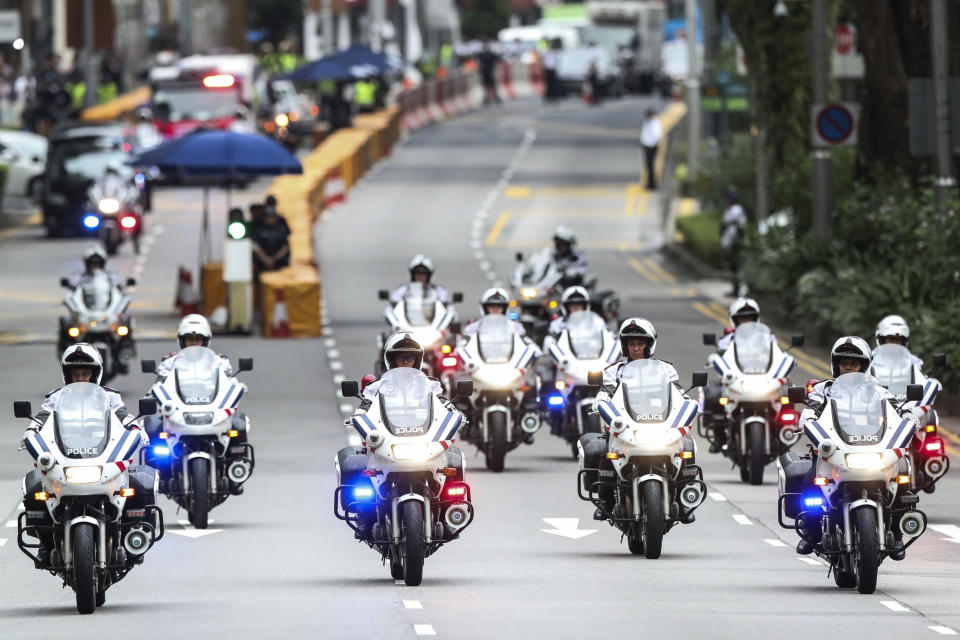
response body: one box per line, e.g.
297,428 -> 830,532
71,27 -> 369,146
778,426 -> 800,447
123,525 -> 151,556
520,412 -> 541,434
899,511 -> 926,539
226,460 -> 252,485
444,503 -> 471,531
679,483 -> 705,510
925,457 -> 947,479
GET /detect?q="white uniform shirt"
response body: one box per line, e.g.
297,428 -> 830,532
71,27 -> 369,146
639,117 -> 663,148
463,317 -> 526,337
720,203 -> 747,250
157,351 -> 233,379
389,283 -> 449,305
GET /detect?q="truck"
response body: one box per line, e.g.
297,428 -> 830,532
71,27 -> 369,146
585,0 -> 667,93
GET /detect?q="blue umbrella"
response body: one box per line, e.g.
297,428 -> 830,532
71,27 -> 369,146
284,56 -> 365,82
127,129 -> 302,176
330,45 -> 403,73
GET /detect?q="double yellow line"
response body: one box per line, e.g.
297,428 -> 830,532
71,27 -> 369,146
628,257 -> 677,285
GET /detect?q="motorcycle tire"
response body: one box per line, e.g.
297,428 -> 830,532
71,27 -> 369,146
627,522 -> 644,555
486,412 -> 508,473
390,549 -> 404,580
402,501 -> 425,587
739,462 -> 749,483
73,523 -> 98,614
582,409 -> 601,435
854,508 -> 880,594
833,566 -> 856,588
96,587 -> 106,607
189,457 -> 211,529
641,481 -> 664,559
748,421 -> 765,485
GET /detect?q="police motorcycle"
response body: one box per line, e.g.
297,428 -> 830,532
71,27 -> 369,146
140,347 -> 255,528
457,314 -> 541,472
375,283 -> 463,385
15,385 -> 162,614
578,364 -> 708,558
58,271 -> 138,384
870,345 -> 948,493
336,369 -> 475,587
778,375 -> 927,594
509,249 -> 619,345
702,322 -> 804,485
545,310 -> 621,457
84,169 -> 146,256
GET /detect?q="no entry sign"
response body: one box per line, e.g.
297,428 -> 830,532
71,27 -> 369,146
811,102 -> 858,147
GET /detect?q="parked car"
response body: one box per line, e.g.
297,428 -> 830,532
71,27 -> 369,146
555,47 -> 624,99
0,130 -> 48,202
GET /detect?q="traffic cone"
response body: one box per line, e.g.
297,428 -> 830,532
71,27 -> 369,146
270,288 -> 291,338
177,267 -> 199,316
324,168 -> 346,208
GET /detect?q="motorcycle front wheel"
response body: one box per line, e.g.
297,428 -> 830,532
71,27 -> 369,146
73,523 -> 98,614
641,481 -> 664,559
402,501 -> 425,586
853,508 -> 880,594
747,421 -> 765,485
189,458 -> 211,529
486,412 -> 508,473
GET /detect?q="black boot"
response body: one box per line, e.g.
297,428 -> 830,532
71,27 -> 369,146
889,538 -> 906,561
796,539 -> 816,555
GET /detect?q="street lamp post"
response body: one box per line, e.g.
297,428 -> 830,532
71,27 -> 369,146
685,0 -> 700,179
930,0 -> 956,209
810,0 -> 832,240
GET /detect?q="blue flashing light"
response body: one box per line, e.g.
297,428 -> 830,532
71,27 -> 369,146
152,445 -> 171,456
547,393 -> 565,407
803,494 -> 824,508
508,312 -> 519,320
353,486 -> 375,500
82,214 -> 101,229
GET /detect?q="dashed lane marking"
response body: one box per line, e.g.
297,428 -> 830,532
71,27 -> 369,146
327,349 -> 340,359
485,212 -> 510,246
5,520 -> 17,527
340,403 -> 354,414
628,258 -> 661,284
643,258 -> 676,283
324,338 -> 336,347
0,538 -> 7,546
394,580 -> 405,586
764,539 -> 788,547
797,557 -> 823,566
732,514 -> 752,525
692,301 -> 727,326
403,600 -> 423,610
332,374 -> 345,385
930,627 -> 958,636
330,361 -> 343,371
708,491 -> 727,502
880,601 -> 911,612
413,625 -> 437,636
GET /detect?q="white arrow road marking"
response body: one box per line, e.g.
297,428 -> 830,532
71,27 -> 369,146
880,601 -> 910,612
732,514 -> 752,525
0,538 -> 7,546
708,491 -> 727,502
929,627 -> 958,636
413,625 -> 436,636
929,524 -> 960,544
403,600 -> 423,610
797,557 -> 824,566
541,518 -> 597,539
5,520 -> 16,527
764,539 -> 788,547
168,521 -> 222,539
178,519 -> 215,526
394,580 -> 405,586
18,503 -> 24,510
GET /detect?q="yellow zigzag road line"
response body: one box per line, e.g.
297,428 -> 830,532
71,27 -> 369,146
628,258 -> 661,284
643,259 -> 676,284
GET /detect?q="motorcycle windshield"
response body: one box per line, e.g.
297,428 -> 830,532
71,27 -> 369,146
870,344 -> 915,400
402,283 -> 437,326
478,315 -> 515,364
54,382 -> 111,459
81,271 -> 113,311
566,311 -> 604,359
620,360 -> 673,424
519,248 -> 553,286
829,373 -> 887,445
174,346 -> 221,405
733,323 -> 773,374
377,367 -> 433,437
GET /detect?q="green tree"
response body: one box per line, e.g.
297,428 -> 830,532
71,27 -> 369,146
460,0 -> 512,39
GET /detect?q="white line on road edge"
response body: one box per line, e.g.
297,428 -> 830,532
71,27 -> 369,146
764,539 -> 788,547
330,361 -> 343,371
541,518 -> 597,539
413,625 -> 436,636
18,503 -> 24,510
879,601 -> 910,612
5,520 -> 15,528
732,514 -> 752,525
0,538 -> 7,546
340,403 -> 354,414
929,524 -> 960,544
327,349 -> 340,359
797,557 -> 822,566
929,627 -> 958,635
332,374 -> 345,384
708,491 -> 727,502
403,600 -> 423,610
324,338 -> 336,347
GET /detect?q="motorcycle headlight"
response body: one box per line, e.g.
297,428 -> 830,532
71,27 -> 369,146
392,443 -> 433,461
742,376 -> 776,394
520,287 -> 538,299
411,328 -> 442,347
184,411 -> 214,425
98,198 -> 120,214
475,366 -> 522,388
845,452 -> 884,470
64,465 -> 103,484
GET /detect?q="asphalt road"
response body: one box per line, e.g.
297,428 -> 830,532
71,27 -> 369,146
1,97 -> 959,638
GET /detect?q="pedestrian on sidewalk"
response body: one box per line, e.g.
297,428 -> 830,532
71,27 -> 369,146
639,109 -> 662,189
542,39 -> 560,103
477,38 -> 501,105
720,190 -> 747,297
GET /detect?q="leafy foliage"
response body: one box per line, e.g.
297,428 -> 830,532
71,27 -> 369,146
459,0 -> 513,39
675,210 -> 724,268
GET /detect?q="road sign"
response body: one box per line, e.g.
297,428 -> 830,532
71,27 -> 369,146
835,24 -> 854,55
811,102 -> 858,147
0,11 -> 20,43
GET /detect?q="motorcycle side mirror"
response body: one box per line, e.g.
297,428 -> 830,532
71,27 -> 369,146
126,277 -> 138,287
13,401 -> 32,418
449,321 -> 461,335
138,397 -> 158,416
790,334 -> 805,348
587,371 -> 603,387
59,277 -> 70,288
932,353 -> 947,368
455,380 -> 473,398
452,292 -> 463,304
378,289 -> 389,301
141,359 -> 156,374
237,358 -> 254,372
787,386 -> 806,404
905,384 -> 923,403
340,380 -> 361,399
515,252 -> 524,263
691,371 -> 708,388
702,333 -> 716,346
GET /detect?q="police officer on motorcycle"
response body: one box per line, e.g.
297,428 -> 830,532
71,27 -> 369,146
546,286 -> 593,340
874,315 -> 923,367
67,246 -> 122,289
156,314 -> 232,379
463,288 -> 527,337
550,226 -> 588,288
389,254 -> 450,305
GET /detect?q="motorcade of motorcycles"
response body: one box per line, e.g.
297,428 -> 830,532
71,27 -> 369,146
140,348 -> 255,529
545,310 -> 621,456
15,385 -> 162,614
58,271 -> 137,384
701,323 -> 804,485
578,365 -> 708,558
336,369 -> 475,586
84,170 -> 145,256
457,314 -> 541,472
778,375 -> 928,594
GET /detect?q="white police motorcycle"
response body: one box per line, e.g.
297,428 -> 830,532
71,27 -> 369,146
545,310 -> 620,456
16,384 -> 162,614
457,315 -> 540,472
703,322 -> 802,484
336,368 -> 474,586
778,374 -> 927,594
578,363 -> 707,558
376,283 -> 462,380
140,347 -> 254,528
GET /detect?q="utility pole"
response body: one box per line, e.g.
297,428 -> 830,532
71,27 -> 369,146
811,0 -> 832,240
179,0 -> 193,55
685,0 -> 700,178
930,0 -> 956,209
82,0 -> 96,108
321,0 -> 334,54
369,0 -> 385,51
